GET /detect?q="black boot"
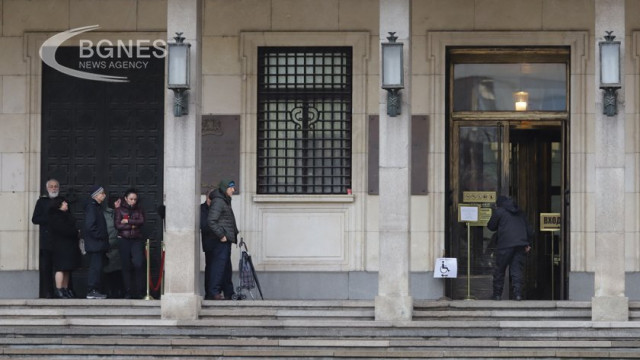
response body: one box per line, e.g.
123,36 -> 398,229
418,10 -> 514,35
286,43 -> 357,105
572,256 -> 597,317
54,288 -> 68,299
63,288 -> 74,298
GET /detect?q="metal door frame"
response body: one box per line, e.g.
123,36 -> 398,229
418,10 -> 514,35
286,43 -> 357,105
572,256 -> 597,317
447,118 -> 568,300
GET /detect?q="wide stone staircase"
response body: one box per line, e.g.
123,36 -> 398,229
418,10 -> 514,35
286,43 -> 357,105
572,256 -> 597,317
1,299 -> 640,358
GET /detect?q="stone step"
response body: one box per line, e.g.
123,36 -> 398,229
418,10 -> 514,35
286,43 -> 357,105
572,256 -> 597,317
2,336 -> 640,359
3,347 -> 638,359
2,299 -> 640,359
3,299 -> 640,322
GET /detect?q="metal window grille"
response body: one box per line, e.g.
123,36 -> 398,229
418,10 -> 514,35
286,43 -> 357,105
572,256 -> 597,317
257,47 -> 352,194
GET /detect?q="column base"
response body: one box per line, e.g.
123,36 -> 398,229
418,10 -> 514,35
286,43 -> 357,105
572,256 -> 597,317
375,295 -> 413,321
592,296 -> 628,321
161,293 -> 201,320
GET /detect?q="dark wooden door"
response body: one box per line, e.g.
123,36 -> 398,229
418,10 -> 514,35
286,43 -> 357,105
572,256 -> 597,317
41,46 -> 164,243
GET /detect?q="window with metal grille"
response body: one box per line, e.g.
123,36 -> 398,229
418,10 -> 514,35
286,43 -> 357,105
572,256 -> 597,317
257,47 -> 352,194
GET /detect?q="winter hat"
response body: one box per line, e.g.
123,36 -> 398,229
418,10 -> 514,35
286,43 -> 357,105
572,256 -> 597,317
496,195 -> 509,207
218,179 -> 235,192
90,185 -> 104,198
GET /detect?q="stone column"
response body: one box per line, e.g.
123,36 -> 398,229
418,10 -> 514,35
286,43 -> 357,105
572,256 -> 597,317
592,0 -> 628,321
375,0 -> 412,321
161,0 -> 202,320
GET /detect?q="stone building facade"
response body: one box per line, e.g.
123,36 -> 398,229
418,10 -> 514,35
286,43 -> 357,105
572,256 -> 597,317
0,0 -> 638,320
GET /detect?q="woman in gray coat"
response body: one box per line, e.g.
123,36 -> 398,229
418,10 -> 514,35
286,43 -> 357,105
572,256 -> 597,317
206,179 -> 238,300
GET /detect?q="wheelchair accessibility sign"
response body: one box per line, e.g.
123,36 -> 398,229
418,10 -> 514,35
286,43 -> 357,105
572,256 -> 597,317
434,258 -> 458,278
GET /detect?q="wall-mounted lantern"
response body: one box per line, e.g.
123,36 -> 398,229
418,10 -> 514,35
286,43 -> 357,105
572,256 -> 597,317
599,31 -> 621,117
167,32 -> 191,117
381,32 -> 404,117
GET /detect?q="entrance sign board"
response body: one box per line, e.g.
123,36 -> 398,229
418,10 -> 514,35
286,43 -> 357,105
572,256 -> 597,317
463,191 -> 496,203
469,208 -> 492,227
458,204 -> 479,222
540,213 -> 561,231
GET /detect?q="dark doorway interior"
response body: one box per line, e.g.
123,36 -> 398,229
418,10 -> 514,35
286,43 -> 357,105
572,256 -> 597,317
447,122 -> 566,300
41,46 -> 164,297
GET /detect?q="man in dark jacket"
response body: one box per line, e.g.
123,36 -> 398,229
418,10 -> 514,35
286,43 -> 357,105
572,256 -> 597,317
206,180 -> 239,300
200,190 -> 216,300
487,195 -> 533,301
83,185 -> 109,299
31,179 -> 60,298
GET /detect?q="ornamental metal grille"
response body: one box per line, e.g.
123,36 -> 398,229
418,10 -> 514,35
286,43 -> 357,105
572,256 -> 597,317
257,47 -> 352,194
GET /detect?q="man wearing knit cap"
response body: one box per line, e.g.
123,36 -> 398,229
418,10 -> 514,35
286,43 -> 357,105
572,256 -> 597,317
83,185 -> 109,299
206,179 -> 239,300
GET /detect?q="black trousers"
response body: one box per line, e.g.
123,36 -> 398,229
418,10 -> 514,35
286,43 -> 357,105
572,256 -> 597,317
104,270 -> 124,298
39,249 -> 54,298
204,250 -> 214,296
118,238 -> 145,297
493,246 -> 527,298
86,251 -> 105,291
210,241 -> 234,298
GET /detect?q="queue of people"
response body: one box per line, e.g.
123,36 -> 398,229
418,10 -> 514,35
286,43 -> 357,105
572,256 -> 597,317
32,178 -> 240,300
33,179 -> 533,301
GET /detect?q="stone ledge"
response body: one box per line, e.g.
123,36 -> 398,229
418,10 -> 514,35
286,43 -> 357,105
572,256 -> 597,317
498,340 -> 612,348
278,339 -> 390,347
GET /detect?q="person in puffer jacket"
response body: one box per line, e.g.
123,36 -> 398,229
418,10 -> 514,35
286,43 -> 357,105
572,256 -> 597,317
206,179 -> 239,300
115,188 -> 146,299
487,195 -> 534,301
83,185 -> 109,299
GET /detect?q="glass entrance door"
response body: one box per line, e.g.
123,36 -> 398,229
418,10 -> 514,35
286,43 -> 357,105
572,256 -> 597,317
447,121 -> 566,300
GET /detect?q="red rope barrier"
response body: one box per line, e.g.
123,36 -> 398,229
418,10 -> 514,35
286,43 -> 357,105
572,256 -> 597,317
144,243 -> 166,293
149,250 -> 165,292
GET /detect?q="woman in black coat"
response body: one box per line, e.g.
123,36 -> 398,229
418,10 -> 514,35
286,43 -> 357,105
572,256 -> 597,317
48,197 -> 81,299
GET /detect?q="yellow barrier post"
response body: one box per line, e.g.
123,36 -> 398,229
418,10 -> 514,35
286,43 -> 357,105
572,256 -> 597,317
143,239 -> 154,300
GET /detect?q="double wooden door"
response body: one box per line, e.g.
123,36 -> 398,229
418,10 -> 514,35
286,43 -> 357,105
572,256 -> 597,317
41,46 -> 165,245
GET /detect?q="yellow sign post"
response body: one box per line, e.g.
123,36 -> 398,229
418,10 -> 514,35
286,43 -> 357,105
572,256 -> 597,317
540,213 -> 561,299
458,204 -> 479,300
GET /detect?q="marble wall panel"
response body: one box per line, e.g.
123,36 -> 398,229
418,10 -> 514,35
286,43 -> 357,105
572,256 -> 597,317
272,0 -> 339,31
1,153 -> 25,192
137,0 -> 168,31
203,0 -> 271,36
474,0 -> 543,30
2,0 -> 69,36
69,0 -> 136,30
542,0 -> 595,31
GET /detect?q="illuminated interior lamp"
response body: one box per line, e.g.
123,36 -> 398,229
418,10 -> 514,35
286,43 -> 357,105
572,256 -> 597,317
514,91 -> 528,111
